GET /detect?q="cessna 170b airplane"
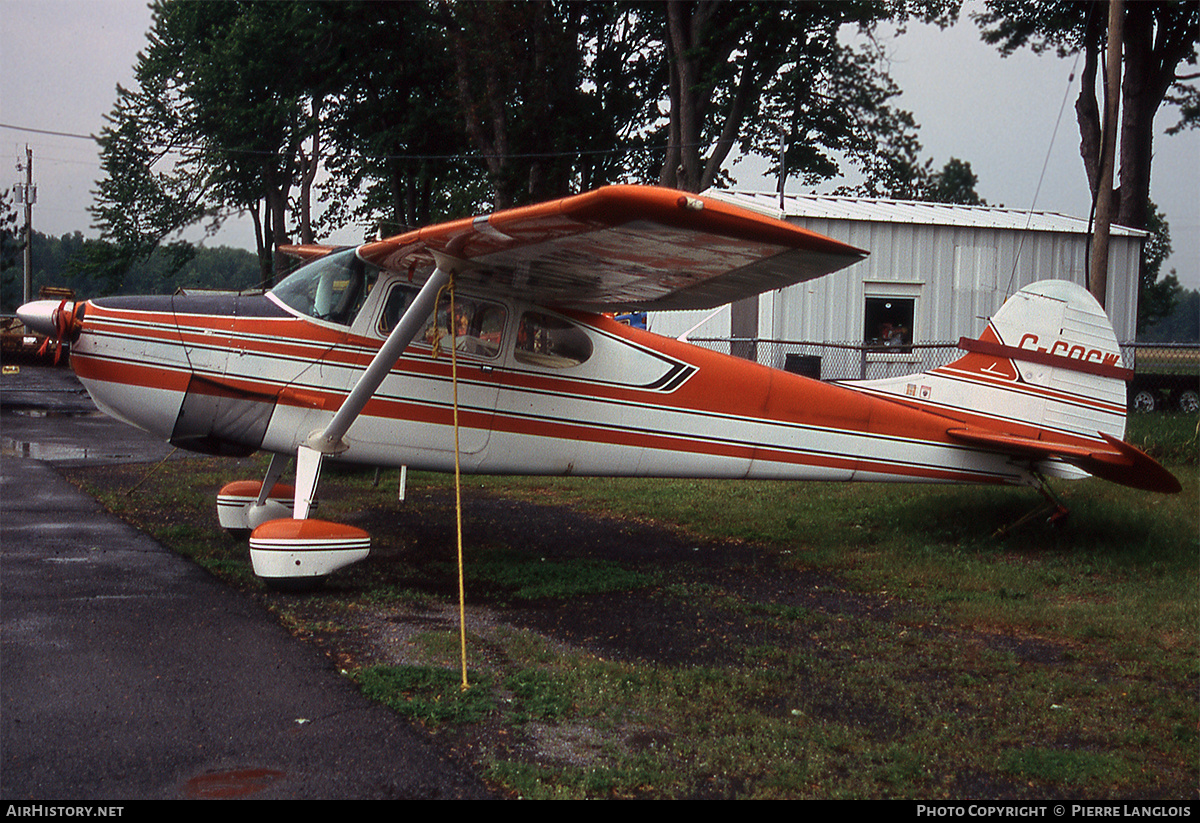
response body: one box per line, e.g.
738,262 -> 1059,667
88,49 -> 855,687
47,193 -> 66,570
18,185 -> 1181,586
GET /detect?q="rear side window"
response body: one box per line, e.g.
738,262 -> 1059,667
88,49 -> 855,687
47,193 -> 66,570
515,311 -> 592,368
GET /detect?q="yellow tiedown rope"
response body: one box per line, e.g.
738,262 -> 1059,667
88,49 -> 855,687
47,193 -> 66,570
434,276 -> 471,692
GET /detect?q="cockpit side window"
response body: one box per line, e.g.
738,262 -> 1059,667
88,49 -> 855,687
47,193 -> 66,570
378,284 -> 415,336
514,311 -> 593,368
269,249 -> 376,326
379,283 -> 507,360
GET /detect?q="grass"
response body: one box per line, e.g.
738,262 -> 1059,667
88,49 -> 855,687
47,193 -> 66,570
427,545 -> 658,603
357,665 -> 495,725
66,413 -> 1198,799
997,747 -> 1129,786
1131,410 -> 1199,464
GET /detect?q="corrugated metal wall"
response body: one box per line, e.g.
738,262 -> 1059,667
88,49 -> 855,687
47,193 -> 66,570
648,197 -> 1142,352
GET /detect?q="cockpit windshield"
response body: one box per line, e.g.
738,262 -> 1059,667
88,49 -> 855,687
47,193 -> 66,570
269,248 -> 377,326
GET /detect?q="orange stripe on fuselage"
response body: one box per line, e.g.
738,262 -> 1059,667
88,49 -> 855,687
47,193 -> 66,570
71,350 -> 192,394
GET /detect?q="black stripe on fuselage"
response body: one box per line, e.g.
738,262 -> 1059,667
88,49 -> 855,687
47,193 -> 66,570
93,293 -> 289,318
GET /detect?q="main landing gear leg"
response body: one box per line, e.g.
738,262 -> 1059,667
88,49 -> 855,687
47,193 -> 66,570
247,264 -> 455,588
216,452 -> 298,539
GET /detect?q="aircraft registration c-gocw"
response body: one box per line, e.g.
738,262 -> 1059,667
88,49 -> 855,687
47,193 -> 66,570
18,185 -> 1181,587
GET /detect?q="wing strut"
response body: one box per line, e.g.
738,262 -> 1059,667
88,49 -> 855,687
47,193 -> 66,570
292,262 -> 453,519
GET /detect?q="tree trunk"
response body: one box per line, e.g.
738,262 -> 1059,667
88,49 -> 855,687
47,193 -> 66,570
447,4 -> 514,210
264,174 -> 291,284
297,96 -> 323,245
1115,3 -> 1158,233
1088,0 -> 1123,309
665,0 -> 705,193
659,65 -> 681,188
250,200 -> 270,286
1075,10 -> 1105,197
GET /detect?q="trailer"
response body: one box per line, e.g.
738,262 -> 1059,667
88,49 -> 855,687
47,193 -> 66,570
1128,344 -> 1200,413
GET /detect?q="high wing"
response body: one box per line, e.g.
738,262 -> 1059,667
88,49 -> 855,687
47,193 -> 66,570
285,185 -> 867,311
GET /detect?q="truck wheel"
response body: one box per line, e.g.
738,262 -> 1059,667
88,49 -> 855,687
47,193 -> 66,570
1130,388 -> 1159,413
1176,389 -> 1199,414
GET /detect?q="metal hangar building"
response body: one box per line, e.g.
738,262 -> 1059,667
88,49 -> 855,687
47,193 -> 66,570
648,189 -> 1146,381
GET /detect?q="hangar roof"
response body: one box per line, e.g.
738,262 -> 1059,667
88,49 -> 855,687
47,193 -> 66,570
706,190 -> 1147,237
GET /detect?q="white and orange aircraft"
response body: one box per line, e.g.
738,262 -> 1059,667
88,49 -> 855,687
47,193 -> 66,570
18,186 -> 1181,586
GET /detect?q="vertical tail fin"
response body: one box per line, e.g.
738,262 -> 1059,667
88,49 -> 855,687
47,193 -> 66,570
852,281 -> 1179,492
856,280 -> 1130,444
942,279 -> 1131,443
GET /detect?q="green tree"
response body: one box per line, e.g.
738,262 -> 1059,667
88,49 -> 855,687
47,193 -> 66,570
1,187 -> 25,312
436,0 -> 961,202
318,1 -> 484,236
1139,285 -> 1198,342
88,74 -> 204,293
974,1 -> 1198,235
14,229 -> 261,300
89,0 -> 976,269
1137,203 -> 1183,333
651,0 -> 959,194
918,157 -> 986,205
438,1 -> 659,209
93,1 -> 339,285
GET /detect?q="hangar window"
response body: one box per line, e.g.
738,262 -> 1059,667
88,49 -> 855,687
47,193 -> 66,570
864,296 -> 914,352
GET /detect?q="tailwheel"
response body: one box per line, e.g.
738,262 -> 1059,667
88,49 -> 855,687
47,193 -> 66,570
993,472 -> 1069,538
249,518 -> 370,591
216,480 -> 317,539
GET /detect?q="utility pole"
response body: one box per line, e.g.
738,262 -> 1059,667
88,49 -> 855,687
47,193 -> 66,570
15,145 -> 35,305
777,127 -> 787,212
1089,0 -> 1122,310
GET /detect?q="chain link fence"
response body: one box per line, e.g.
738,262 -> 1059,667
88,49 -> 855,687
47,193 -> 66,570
1121,343 -> 1200,413
688,338 -> 964,381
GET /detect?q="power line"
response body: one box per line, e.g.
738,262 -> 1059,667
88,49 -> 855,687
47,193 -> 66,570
0,123 -> 96,141
0,119 -> 675,164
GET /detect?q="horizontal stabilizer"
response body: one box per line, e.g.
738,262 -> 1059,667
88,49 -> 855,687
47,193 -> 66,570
947,427 -> 1181,494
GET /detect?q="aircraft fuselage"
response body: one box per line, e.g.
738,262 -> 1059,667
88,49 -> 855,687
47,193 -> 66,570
67,252 -> 1029,489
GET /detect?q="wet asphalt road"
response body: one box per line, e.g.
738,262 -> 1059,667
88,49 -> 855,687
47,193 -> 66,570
1,364 -> 494,800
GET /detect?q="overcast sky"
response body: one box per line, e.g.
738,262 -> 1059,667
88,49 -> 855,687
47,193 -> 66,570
2,0 -> 1196,289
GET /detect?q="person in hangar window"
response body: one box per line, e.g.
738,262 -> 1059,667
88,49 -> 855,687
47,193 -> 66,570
864,297 -> 914,353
